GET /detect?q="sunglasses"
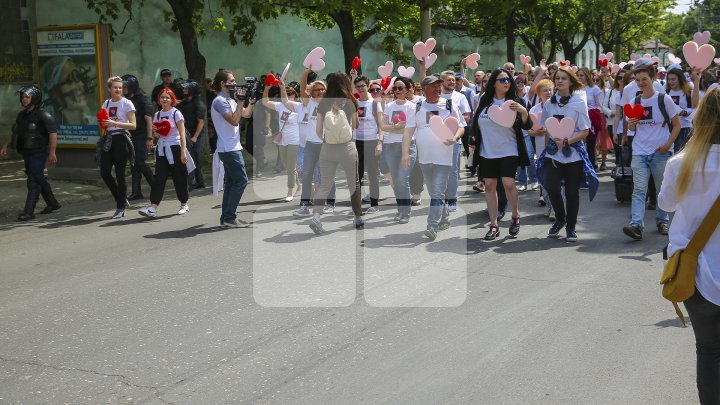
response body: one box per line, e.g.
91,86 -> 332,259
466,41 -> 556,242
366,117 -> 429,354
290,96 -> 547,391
369,88 -> 382,93
392,86 -> 406,91
497,78 -> 513,84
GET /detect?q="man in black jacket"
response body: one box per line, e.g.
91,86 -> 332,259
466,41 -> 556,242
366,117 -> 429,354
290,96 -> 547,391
178,80 -> 207,189
122,75 -> 154,200
1,85 -> 61,221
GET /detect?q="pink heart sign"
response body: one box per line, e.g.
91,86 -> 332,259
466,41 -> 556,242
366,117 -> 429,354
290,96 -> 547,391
570,66 -> 579,72
611,64 -> 620,75
280,63 -> 291,82
599,52 -> 613,62
715,58 -> 720,65
629,53 -> 638,61
429,115 -> 459,142
667,53 -> 682,64
529,113 -> 542,131
303,47 -> 326,71
545,117 -> 575,140
519,54 -> 532,65
683,41 -> 716,70
694,31 -> 711,46
378,61 -> 394,78
487,100 -> 517,128
559,60 -> 571,67
413,38 -> 437,60
642,53 -> 652,60
397,66 -> 415,79
425,53 -> 438,69
465,53 -> 481,69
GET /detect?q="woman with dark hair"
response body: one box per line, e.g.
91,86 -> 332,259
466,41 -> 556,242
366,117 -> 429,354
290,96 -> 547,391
308,72 -> 362,234
610,70 -> 627,165
469,68 -> 532,240
537,66 -> 598,242
666,68 -> 694,151
353,75 -> 384,214
577,67 -> 604,169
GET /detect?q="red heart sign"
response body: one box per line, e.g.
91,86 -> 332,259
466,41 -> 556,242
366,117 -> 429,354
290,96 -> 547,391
352,56 -> 362,70
381,76 -> 392,90
353,92 -> 360,99
559,61 -> 569,66
97,108 -> 109,129
153,119 -> 172,136
623,104 -> 644,120
392,111 -> 407,124
265,73 -> 280,87
598,59 -> 608,67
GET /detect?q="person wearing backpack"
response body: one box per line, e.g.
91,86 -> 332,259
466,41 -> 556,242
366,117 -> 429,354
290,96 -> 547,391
658,86 -> 720,405
308,72 -> 362,234
622,63 -> 681,240
665,68 -> 694,152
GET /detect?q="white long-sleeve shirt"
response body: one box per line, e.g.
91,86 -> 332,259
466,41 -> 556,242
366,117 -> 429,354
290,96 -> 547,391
658,145 -> 720,305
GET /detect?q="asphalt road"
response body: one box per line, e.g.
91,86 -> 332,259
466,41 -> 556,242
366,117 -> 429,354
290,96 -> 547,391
0,165 -> 698,404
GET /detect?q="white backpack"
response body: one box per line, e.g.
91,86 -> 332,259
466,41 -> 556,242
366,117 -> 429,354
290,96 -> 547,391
323,105 -> 353,144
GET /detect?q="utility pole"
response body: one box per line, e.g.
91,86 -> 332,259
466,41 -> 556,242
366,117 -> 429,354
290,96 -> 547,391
696,0 -> 702,32
420,0 -> 431,40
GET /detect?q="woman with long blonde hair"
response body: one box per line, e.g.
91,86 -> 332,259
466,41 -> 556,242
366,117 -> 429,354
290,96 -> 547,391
658,87 -> 720,405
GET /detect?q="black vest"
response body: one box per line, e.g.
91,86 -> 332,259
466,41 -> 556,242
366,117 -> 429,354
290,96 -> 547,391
13,108 -> 55,152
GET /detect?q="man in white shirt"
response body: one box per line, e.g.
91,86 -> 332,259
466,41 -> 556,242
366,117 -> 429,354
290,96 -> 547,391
210,69 -> 254,227
440,70 -> 470,212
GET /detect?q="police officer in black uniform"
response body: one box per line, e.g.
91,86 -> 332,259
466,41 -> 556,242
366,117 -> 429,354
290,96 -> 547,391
122,74 -> 154,200
178,80 -> 206,189
151,68 -> 183,113
1,85 -> 61,221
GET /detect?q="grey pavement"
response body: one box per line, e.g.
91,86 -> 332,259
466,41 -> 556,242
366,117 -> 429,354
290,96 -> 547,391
0,155 -> 698,404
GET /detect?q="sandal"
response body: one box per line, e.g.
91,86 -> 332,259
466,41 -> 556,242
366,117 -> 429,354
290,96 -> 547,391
484,224 -> 500,240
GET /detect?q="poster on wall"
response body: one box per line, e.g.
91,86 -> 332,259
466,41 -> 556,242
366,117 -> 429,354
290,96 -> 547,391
35,24 -> 111,148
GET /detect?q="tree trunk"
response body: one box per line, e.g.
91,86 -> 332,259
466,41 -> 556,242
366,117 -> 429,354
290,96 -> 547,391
420,0 -> 432,40
505,15 -> 516,63
166,0 -> 206,85
331,11 -> 362,73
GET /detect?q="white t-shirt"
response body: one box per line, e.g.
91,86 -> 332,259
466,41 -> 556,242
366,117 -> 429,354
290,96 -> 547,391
103,98 -> 135,132
383,101 -> 414,144
667,89 -> 693,128
584,85 -> 604,110
478,98 -> 518,159
529,102 -> 547,156
153,107 -> 184,145
355,99 -> 382,141
440,91 -> 468,145
406,99 -> 464,166
612,91 -> 624,134
630,92 -> 680,156
275,101 -> 302,146
300,98 -> 322,144
410,95 -> 424,104
620,81 -> 666,106
211,92 -> 242,152
541,92 -> 591,164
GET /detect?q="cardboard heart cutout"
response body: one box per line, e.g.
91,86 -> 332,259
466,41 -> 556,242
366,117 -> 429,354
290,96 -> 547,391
425,53 -> 438,69
413,38 -> 437,60
519,54 -> 532,65
529,113 -> 542,131
667,53 -> 682,64
559,60 -> 570,66
571,66 -> 579,72
465,53 -> 481,69
694,31 -> 711,46
611,64 -> 620,75
545,117 -> 575,140
683,41 -> 716,70
153,119 -> 172,136
487,100 -> 517,128
97,108 -> 109,130
618,62 -> 628,70
651,56 -> 660,64
606,52 -> 614,61
715,58 -> 720,65
378,61 -> 394,78
630,53 -> 638,61
265,73 -> 280,87
623,103 -> 644,120
381,76 -> 392,90
354,92 -> 360,100
280,63 -> 291,82
397,66 -> 416,79
429,115 -> 459,142
642,53 -> 652,59
598,59 -> 608,67
303,47 -> 326,71
392,111 -> 407,124
352,56 -> 362,71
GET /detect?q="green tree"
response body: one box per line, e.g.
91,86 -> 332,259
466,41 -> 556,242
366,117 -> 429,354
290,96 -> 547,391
658,0 -> 720,53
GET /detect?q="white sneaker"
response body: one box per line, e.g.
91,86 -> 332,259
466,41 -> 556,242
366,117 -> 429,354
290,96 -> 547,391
284,195 -> 294,202
178,204 -> 190,215
548,209 -> 556,222
322,204 -> 335,214
530,182 -> 540,190
139,206 -> 157,218
516,185 -> 527,191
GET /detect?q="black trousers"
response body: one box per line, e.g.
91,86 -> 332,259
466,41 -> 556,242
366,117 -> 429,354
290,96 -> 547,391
685,290 -> 720,405
356,139 -> 380,206
150,145 -> 189,205
542,158 -> 583,230
131,138 -> 154,196
100,134 -> 131,209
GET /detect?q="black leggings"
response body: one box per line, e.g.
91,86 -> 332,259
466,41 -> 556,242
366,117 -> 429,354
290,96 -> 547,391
150,145 -> 189,205
543,158 -> 583,230
356,139 -> 380,206
100,134 -> 131,209
684,290 -> 720,405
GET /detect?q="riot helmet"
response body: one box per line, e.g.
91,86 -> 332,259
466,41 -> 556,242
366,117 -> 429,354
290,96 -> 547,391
180,80 -> 200,97
17,85 -> 42,107
121,74 -> 140,95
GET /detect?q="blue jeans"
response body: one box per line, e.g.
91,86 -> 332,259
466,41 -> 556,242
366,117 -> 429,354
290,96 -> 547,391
517,135 -> 537,185
218,150 -> 248,223
383,142 -> 416,216
445,142 -> 462,201
300,142 -> 335,206
630,151 -> 671,229
419,163 -> 451,229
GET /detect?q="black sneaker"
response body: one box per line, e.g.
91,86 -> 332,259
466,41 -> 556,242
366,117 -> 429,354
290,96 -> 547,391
484,225 -> 500,240
647,202 -> 656,210
657,223 -> 669,235
548,220 -> 566,238
309,217 -> 325,234
509,216 -> 520,238
623,225 -> 643,240
354,217 -> 365,229
424,228 -> 438,241
566,229 -> 578,242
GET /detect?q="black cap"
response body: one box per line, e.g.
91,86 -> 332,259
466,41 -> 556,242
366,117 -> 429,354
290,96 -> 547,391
160,68 -> 172,77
